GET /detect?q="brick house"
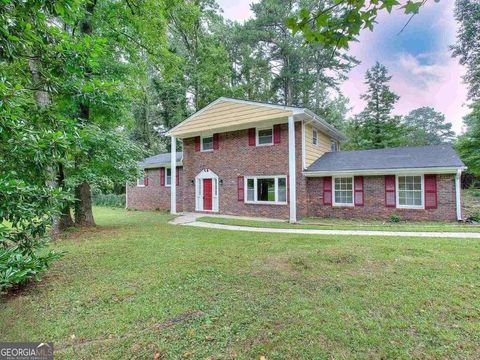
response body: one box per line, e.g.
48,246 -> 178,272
126,98 -> 466,222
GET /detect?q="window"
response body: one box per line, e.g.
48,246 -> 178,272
137,173 -> 145,187
331,140 -> 338,152
245,176 -> 287,204
333,177 -> 353,206
312,128 -> 318,146
165,168 -> 172,186
397,175 -> 423,208
256,127 -> 273,145
201,136 -> 213,152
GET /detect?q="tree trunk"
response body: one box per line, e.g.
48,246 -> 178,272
57,163 -> 74,230
74,181 -> 95,227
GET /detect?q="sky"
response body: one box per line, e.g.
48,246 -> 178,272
216,0 -> 468,134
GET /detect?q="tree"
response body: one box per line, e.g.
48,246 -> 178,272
286,0 -> 431,47
452,0 -> 480,176
403,107 -> 455,145
348,62 -> 405,149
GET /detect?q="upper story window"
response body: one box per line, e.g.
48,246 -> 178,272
333,177 -> 353,206
245,176 -> 287,204
397,175 -> 423,208
312,128 -> 318,146
256,127 -> 273,146
165,168 -> 172,186
331,140 -> 338,152
201,135 -> 213,152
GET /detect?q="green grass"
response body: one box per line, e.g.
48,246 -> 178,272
197,216 -> 480,233
1,207 -> 480,359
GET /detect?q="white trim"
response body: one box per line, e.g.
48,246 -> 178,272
170,137 -> 177,214
200,135 -> 214,152
144,162 -> 182,169
332,176 -> 354,207
304,167 -> 466,177
256,126 -> 274,146
288,115 -> 297,222
195,169 -> 219,212
455,168 -> 462,221
244,175 -> 288,205
396,175 -> 424,209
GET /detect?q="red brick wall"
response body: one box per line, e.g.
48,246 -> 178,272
306,174 -> 457,221
182,123 -> 297,219
126,167 -> 183,211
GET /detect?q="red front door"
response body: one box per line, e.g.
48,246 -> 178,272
203,178 -> 213,211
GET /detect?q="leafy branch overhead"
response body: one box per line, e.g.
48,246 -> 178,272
286,0 -> 436,47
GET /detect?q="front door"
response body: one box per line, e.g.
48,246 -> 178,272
203,178 -> 213,211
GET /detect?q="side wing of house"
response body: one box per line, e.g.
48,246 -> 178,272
303,122 -> 339,169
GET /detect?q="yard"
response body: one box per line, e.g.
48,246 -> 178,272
1,207 -> 479,359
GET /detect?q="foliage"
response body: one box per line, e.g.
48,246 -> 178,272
452,0 -> 480,176
286,0 -> 433,47
402,107 -> 455,145
93,193 -> 126,208
0,245 -> 62,293
346,62 -> 405,149
388,214 -> 401,223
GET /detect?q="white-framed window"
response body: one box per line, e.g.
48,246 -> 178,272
331,140 -> 338,152
244,175 -> 287,204
201,135 -> 213,152
396,175 -> 424,209
137,171 -> 145,187
165,167 -> 172,186
256,127 -> 273,146
333,176 -> 354,206
313,128 -> 318,146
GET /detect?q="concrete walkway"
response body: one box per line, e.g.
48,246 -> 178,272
172,216 -> 480,239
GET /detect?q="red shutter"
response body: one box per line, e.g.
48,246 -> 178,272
213,133 -> 219,150
176,166 -> 180,186
194,136 -> 200,152
248,128 -> 256,146
385,175 -> 396,207
273,124 -> 281,144
237,176 -> 244,201
160,167 -> 165,186
144,171 -> 149,186
424,174 -> 437,209
354,176 -> 364,206
323,177 -> 332,205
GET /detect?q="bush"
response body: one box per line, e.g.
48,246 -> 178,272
93,193 -> 126,208
389,214 -> 401,223
0,245 -> 62,293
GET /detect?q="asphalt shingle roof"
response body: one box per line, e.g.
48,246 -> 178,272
140,152 -> 183,167
306,145 -> 464,172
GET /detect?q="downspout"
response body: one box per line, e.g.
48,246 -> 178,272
455,169 -> 462,221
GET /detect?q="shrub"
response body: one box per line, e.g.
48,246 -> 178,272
389,214 -> 401,223
93,193 -> 126,208
0,244 -> 62,293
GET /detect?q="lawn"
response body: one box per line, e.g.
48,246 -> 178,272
1,207 -> 479,359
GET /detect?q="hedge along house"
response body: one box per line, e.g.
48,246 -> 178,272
126,97 -> 466,222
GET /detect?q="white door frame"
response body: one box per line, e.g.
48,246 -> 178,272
195,169 -> 219,212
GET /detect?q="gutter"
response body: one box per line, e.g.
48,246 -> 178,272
303,166 -> 467,177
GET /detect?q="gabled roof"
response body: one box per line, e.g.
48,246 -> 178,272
140,152 -> 183,169
305,145 -> 465,175
167,97 -> 346,141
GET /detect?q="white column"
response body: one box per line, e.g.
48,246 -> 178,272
455,169 -> 462,221
170,136 -> 177,214
288,115 -> 297,223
